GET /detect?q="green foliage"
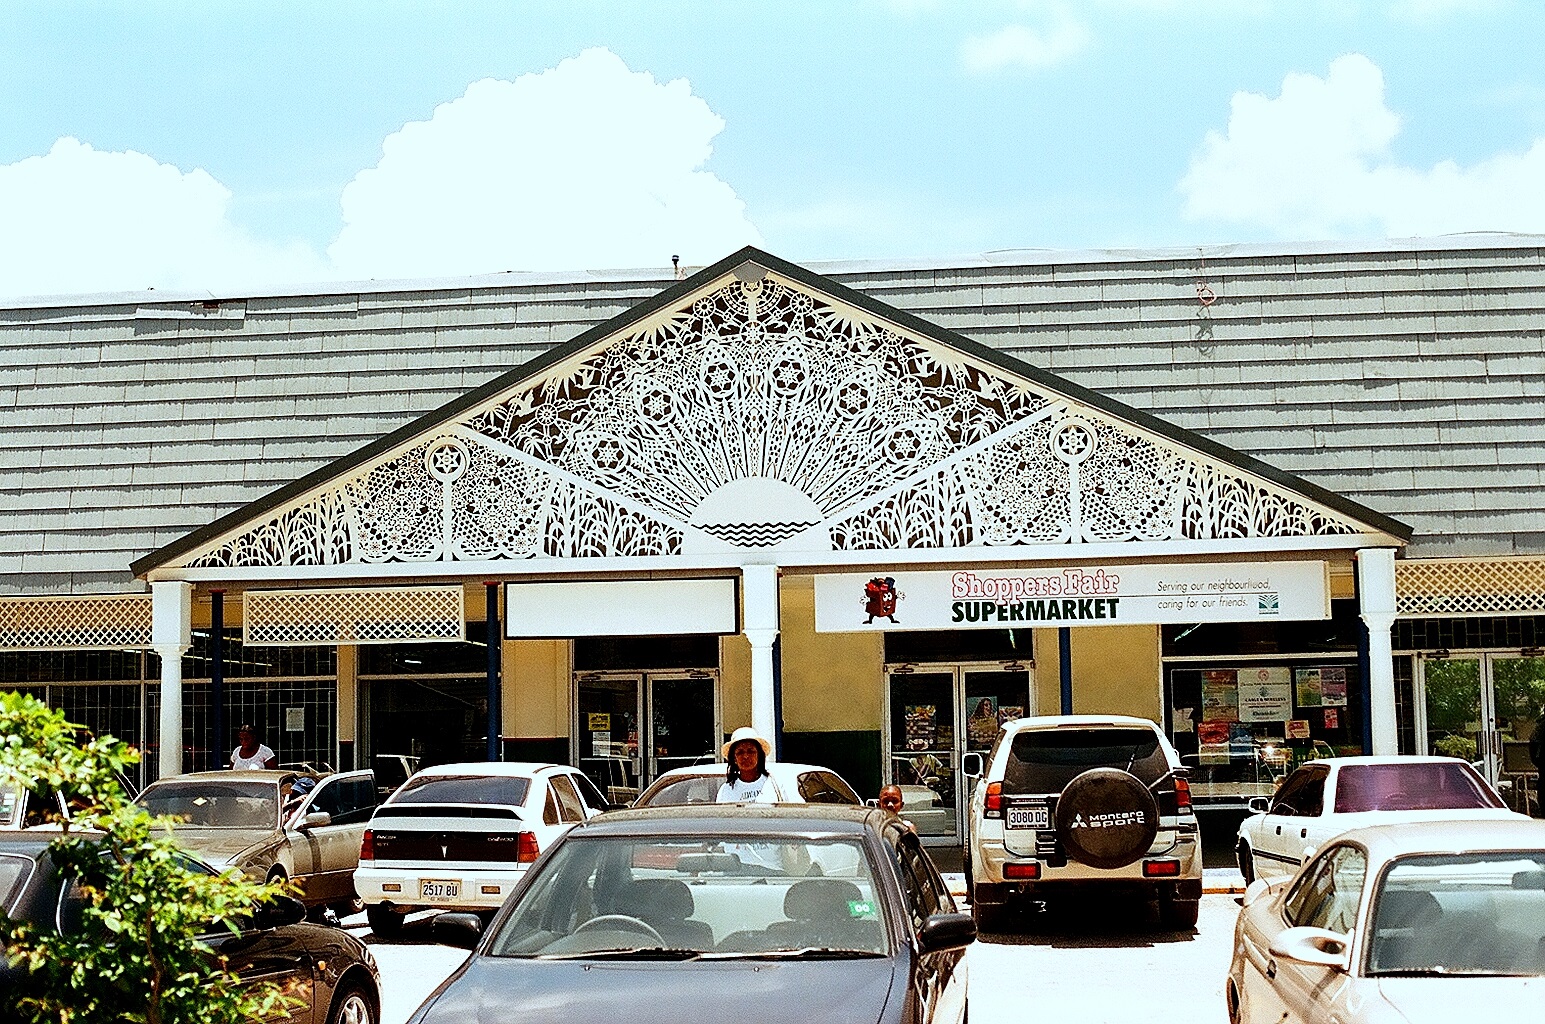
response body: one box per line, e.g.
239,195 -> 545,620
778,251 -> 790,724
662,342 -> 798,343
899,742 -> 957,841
0,691 -> 299,1024
1433,733 -> 1478,761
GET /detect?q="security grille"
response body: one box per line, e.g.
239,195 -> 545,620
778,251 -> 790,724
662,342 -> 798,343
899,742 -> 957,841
0,595 -> 153,651
1396,558 -> 1545,617
244,586 -> 465,646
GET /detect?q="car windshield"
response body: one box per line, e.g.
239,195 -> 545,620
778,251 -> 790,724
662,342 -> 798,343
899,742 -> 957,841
636,775 -> 722,807
1333,763 -> 1503,813
138,781 -> 278,828
391,775 -> 530,807
1368,853 -> 1545,976
1005,728 -> 1168,793
0,783 -> 24,828
486,835 -> 888,959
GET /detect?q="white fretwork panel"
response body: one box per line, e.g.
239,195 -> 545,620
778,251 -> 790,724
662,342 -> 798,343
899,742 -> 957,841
0,595 -> 153,651
181,271 -> 1370,569
1396,558 -> 1545,617
244,586 -> 465,646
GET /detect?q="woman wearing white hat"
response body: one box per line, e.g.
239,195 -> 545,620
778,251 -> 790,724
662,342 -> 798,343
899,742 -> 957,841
716,726 -> 777,804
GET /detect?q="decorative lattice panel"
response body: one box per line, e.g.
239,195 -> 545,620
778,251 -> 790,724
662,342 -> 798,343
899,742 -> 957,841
0,595 -> 154,651
1396,558 -> 1545,617
183,269 -> 1374,569
243,586 -> 465,646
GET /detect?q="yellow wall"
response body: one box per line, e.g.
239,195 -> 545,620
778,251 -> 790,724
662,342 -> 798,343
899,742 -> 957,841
778,576 -> 884,732
1033,625 -> 1163,720
719,634 -> 752,736
505,639 -> 570,738
337,644 -> 358,743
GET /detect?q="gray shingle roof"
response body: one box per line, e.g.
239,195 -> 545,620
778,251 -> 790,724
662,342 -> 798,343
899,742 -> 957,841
2,237 -> 1540,595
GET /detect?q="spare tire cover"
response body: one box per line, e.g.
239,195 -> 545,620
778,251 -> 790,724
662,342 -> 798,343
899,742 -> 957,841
1054,767 -> 1160,869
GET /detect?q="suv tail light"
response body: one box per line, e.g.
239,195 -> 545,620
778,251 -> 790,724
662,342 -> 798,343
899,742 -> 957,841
984,781 -> 1003,819
1003,862 -> 1040,880
1174,776 -> 1192,811
359,828 -> 374,862
517,831 -> 540,863
1143,859 -> 1181,878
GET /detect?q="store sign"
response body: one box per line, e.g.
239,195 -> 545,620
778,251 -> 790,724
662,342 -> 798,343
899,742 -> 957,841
505,578 -> 738,637
812,561 -> 1328,632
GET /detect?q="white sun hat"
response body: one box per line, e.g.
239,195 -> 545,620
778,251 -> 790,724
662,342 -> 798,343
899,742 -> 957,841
720,726 -> 774,761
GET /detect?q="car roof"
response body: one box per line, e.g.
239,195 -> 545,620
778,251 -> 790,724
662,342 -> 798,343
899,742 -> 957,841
1326,817 -> 1545,864
572,804 -> 886,838
1299,755 -> 1472,770
1002,714 -> 1162,732
409,761 -> 566,778
145,770 -> 297,785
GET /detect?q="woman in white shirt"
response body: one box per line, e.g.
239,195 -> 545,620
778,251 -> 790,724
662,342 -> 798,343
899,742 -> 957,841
716,727 -> 777,803
230,724 -> 277,770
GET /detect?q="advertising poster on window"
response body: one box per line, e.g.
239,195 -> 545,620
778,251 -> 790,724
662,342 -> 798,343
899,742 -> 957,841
1198,719 -> 1231,764
905,705 -> 937,751
1285,719 -> 1312,740
1323,708 -> 1339,729
1229,722 -> 1256,759
998,704 -> 1026,725
1238,666 -> 1294,723
965,697 -> 1000,748
1202,669 -> 1239,722
1319,667 -> 1348,707
1295,668 -> 1324,708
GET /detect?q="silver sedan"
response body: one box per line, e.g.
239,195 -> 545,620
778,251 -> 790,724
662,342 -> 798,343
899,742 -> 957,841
1227,817 -> 1545,1023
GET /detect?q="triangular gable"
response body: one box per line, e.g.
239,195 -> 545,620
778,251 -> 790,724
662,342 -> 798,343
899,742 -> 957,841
134,247 -> 1409,575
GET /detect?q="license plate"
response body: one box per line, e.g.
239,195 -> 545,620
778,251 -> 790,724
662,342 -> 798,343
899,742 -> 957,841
1007,805 -> 1050,830
420,879 -> 461,902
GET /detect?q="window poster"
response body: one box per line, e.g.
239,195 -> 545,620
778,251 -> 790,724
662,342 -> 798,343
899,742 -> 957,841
1285,719 -> 1312,740
1229,722 -> 1256,759
1319,667 -> 1348,707
905,704 -> 937,750
1238,666 -> 1293,723
1202,669 -> 1239,722
1295,668 -> 1324,708
1198,719 -> 1231,764
998,705 -> 1026,725
966,697 -> 1000,748
1323,708 -> 1339,729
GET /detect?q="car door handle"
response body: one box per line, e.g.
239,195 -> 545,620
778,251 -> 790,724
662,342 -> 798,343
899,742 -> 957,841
1265,959 -> 1277,980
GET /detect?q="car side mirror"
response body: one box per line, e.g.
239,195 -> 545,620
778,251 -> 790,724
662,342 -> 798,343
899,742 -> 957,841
960,753 -> 984,779
297,811 -> 332,830
253,895 -> 307,930
917,911 -> 977,954
433,912 -> 484,949
1247,797 -> 1270,814
1269,926 -> 1350,971
1240,878 -> 1273,909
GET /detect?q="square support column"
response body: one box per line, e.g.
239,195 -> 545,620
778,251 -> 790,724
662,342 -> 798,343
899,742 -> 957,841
1356,549 -> 1399,755
152,581 -> 193,780
742,565 -> 780,759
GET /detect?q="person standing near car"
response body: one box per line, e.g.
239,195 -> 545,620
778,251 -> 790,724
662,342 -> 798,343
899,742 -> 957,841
716,727 -> 777,803
230,724 -> 277,770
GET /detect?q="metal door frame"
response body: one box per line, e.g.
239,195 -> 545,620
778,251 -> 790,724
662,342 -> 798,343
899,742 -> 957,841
570,669 -> 721,788
881,659 -> 1035,845
1414,650 -> 1535,785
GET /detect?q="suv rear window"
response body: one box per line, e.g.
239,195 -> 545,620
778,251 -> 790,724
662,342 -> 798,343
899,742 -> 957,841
1005,728 -> 1170,794
392,775 -> 530,807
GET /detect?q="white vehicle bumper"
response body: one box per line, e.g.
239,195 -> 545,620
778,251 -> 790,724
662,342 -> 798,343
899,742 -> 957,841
355,861 -> 530,912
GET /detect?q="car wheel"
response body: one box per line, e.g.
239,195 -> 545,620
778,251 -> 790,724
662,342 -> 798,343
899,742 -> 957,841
1157,894 -> 1199,930
265,866 -> 288,886
1236,842 -> 1255,885
365,904 -> 403,938
326,982 -> 376,1024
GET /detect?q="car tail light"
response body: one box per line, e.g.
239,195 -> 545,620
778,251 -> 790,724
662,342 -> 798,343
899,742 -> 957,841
517,831 -> 540,863
1004,862 -> 1040,880
984,781 -> 1003,819
1174,777 -> 1192,811
1143,859 -> 1181,878
359,829 -> 374,862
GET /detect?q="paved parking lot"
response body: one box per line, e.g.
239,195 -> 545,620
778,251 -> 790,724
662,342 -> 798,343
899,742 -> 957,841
355,890 -> 1241,1024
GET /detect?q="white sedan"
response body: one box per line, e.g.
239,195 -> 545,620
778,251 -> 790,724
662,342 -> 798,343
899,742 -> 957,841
354,761 -> 608,935
633,762 -> 862,807
1236,756 -> 1524,882
1227,817 -> 1545,1023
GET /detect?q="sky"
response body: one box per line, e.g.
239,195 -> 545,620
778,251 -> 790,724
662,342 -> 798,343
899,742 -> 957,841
4,0 -> 1545,299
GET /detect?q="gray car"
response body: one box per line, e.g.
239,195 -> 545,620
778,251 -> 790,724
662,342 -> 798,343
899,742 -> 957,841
136,768 -> 376,915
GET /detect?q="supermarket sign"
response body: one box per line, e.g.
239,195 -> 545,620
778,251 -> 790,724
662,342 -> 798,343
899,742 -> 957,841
812,561 -> 1329,633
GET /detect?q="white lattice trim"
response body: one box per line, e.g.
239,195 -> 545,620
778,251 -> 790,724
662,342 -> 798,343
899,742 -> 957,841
0,594 -> 153,651
243,586 -> 466,646
1396,558 -> 1545,617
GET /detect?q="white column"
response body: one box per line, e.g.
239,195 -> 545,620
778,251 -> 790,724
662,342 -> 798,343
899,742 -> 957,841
742,564 -> 780,759
1356,549 -> 1400,755
152,581 -> 193,780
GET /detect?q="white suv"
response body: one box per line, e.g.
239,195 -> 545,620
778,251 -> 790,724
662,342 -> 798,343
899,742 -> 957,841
962,715 -> 1202,930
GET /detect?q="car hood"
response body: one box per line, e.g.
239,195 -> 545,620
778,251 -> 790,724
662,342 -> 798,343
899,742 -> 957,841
160,826 -> 278,865
1377,976 -> 1540,1021
415,955 -> 896,1024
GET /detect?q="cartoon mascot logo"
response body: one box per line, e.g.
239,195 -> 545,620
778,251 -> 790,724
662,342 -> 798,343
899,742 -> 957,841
862,576 -> 902,624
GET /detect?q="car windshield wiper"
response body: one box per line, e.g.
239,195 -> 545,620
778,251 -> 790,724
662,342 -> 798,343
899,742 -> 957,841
702,947 -> 886,960
536,947 -> 705,961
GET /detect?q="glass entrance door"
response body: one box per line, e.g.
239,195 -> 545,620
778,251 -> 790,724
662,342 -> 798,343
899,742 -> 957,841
1420,653 -> 1545,811
886,662 -> 1033,843
575,671 -> 720,804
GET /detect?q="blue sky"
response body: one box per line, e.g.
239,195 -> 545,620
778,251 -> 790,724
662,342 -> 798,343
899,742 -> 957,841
3,1 -> 1544,297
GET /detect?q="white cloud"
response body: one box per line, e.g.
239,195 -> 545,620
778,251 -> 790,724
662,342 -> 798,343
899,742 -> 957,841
961,14 -> 1090,74
1179,53 -> 1545,238
0,138 -> 327,300
328,47 -> 761,278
